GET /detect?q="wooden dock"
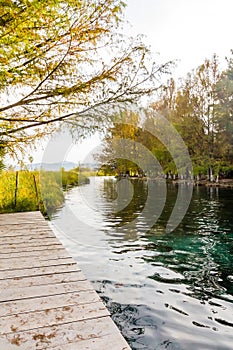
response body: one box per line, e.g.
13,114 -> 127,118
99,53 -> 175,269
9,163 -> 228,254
0,211 -> 130,350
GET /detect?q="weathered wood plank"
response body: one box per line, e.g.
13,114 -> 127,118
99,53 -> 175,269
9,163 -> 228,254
0,256 -> 74,271
0,211 -> 42,218
0,211 -> 44,225
0,238 -> 64,253
0,301 -> 110,334
0,280 -> 94,302
0,236 -> 59,246
0,218 -> 46,226
0,270 -> 86,289
0,245 -> 63,259
0,248 -> 70,260
0,221 -> 49,228
0,336 -> 22,350
48,334 -> 130,350
0,228 -> 54,238
0,263 -> 79,280
0,290 -> 100,317
0,211 -> 131,350
2,316 -> 130,349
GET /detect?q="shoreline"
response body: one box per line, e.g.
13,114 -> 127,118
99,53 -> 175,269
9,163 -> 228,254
194,179 -> 233,188
171,178 -> 233,188
116,176 -> 233,189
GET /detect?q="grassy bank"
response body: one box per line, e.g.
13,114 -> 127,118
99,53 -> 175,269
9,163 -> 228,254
0,168 -> 90,216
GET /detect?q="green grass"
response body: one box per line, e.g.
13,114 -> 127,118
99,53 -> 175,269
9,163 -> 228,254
0,168 -> 90,216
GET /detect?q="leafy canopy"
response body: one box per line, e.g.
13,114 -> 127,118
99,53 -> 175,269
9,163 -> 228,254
0,0 -> 171,153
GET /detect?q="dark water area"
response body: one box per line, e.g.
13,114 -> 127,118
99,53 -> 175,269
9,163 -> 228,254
51,177 -> 233,350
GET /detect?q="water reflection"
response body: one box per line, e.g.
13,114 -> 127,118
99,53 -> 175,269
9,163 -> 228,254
102,177 -> 167,235
51,177 -> 233,350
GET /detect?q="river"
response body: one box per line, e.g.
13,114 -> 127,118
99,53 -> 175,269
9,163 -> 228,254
50,177 -> 233,350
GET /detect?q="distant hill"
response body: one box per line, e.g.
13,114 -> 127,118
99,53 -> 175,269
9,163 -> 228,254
14,161 -> 97,171
16,161 -> 78,171
40,161 -> 79,171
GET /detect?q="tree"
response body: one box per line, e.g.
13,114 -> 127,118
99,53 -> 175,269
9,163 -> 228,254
168,76 -> 207,174
156,57 -> 222,179
0,0 -> 171,154
141,109 -> 175,175
149,78 -> 204,176
148,57 -> 231,179
96,111 -> 143,176
96,109 -> 180,178
215,52 -> 233,167
0,144 -> 5,171
192,55 -> 221,179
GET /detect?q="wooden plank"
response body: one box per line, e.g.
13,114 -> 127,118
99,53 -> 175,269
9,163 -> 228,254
0,221 -> 48,227
0,301 -> 110,334
1,316 -> 131,349
0,219 -> 44,225
0,263 -> 79,280
0,336 -> 22,350
0,238 -> 64,253
0,211 -> 42,218
0,290 -> 100,318
0,257 -> 75,272
0,280 -> 94,302
0,270 -> 86,289
0,248 -> 70,260
0,236 -> 59,246
0,221 -> 49,229
48,334 -> 130,350
0,211 -> 131,350
0,224 -> 55,240
0,228 -> 54,238
0,253 -> 73,266
0,218 -> 46,226
0,211 -> 44,225
0,244 -> 64,259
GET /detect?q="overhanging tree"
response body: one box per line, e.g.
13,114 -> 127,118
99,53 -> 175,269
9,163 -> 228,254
0,0 -> 171,155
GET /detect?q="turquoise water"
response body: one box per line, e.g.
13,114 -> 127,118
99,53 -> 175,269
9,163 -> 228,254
51,177 -> 233,350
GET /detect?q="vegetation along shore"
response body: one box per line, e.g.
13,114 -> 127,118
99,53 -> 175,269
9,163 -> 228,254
0,167 -> 91,216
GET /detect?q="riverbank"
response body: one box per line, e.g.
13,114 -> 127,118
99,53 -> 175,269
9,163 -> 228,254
195,178 -> 233,188
171,178 -> 233,188
117,176 -> 233,188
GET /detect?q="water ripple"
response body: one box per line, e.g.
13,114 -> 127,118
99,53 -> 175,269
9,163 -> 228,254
51,178 -> 233,350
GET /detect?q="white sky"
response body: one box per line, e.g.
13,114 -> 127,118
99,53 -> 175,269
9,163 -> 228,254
11,0 -> 233,165
125,0 -> 233,77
